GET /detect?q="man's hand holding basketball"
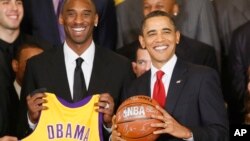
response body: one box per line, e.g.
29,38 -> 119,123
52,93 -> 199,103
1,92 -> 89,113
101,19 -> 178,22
111,115 -> 126,141
151,105 -> 192,139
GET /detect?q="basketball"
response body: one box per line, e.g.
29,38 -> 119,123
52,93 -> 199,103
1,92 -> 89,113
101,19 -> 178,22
115,95 -> 162,141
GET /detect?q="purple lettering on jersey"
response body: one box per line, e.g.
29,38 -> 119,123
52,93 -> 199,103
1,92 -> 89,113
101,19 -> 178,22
65,124 -> 72,138
83,128 -> 90,140
74,124 -> 85,140
57,124 -> 63,138
47,123 -> 90,140
47,125 -> 54,139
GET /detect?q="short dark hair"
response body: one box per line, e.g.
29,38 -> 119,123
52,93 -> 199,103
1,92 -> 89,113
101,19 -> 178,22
61,0 -> 97,14
14,41 -> 43,61
140,10 -> 177,35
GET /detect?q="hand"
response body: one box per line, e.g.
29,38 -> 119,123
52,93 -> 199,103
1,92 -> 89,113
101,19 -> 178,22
151,105 -> 192,139
27,91 -> 47,124
95,93 -> 114,127
0,136 -> 17,141
111,115 -> 126,141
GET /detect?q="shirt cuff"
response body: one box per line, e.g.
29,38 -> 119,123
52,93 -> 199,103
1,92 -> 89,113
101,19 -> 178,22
27,113 -> 37,130
103,124 -> 112,133
183,132 -> 194,141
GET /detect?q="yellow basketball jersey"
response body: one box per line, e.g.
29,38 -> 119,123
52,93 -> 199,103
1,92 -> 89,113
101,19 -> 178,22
21,93 -> 103,141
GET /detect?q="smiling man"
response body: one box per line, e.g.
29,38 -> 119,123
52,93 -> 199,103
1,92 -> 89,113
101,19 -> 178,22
112,11 -> 229,141
18,0 -> 134,140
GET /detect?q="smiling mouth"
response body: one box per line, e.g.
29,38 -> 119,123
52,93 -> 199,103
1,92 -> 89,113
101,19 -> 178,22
8,15 -> 18,20
72,27 -> 86,32
154,45 -> 168,51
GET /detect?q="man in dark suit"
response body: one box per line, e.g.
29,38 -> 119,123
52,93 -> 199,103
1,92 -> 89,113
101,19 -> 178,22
0,0 -> 52,138
117,0 -> 218,71
0,51 -> 18,141
228,21 -> 250,124
18,0 -> 134,139
112,11 -> 228,141
21,0 -> 117,50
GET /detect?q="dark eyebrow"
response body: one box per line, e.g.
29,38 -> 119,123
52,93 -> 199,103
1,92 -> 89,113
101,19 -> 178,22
146,29 -> 156,35
162,28 -> 172,32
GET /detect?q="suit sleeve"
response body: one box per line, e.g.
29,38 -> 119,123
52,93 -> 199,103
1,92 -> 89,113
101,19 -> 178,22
191,69 -> 229,141
17,59 -> 37,139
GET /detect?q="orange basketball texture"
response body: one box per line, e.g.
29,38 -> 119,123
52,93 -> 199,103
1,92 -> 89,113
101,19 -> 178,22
116,95 -> 162,141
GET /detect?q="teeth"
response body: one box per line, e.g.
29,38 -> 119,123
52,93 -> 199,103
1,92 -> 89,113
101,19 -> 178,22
155,46 -> 168,50
73,27 -> 85,32
9,15 -> 18,19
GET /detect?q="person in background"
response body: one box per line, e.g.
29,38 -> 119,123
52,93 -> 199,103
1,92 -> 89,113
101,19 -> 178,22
228,21 -> 250,125
8,42 -> 44,136
175,0 -> 221,68
112,10 -> 229,141
244,66 -> 250,125
18,0 -> 134,139
0,0 -> 51,137
132,46 -> 151,77
213,0 -> 250,111
0,54 -> 18,141
12,42 -> 44,100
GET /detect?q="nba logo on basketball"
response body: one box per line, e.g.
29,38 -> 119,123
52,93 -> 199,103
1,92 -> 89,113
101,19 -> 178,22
116,95 -> 162,141
123,106 -> 146,118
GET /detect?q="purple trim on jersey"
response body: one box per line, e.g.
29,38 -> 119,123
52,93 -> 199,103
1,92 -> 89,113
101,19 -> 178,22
99,112 -> 104,141
57,95 -> 93,108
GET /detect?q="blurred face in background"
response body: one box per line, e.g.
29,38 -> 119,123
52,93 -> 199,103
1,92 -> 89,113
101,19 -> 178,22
143,0 -> 178,16
0,0 -> 23,31
12,47 -> 43,85
132,48 -> 151,77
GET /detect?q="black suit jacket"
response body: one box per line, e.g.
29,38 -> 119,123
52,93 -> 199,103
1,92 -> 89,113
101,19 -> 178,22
0,51 -> 11,137
122,59 -> 229,141
228,21 -> 250,124
0,33 -> 52,137
117,35 -> 218,71
21,0 -> 117,50
18,45 -> 134,139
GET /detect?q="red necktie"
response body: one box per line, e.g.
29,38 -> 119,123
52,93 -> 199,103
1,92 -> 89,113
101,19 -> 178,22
153,70 -> 166,107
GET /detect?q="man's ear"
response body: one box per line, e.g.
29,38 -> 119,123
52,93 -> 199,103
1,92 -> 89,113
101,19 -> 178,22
59,14 -> 63,25
132,62 -> 137,74
175,30 -> 181,44
12,60 -> 18,73
94,14 -> 99,27
139,35 -> 146,49
172,3 -> 179,16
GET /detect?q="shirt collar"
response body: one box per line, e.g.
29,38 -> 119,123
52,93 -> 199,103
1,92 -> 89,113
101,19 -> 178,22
151,54 -> 177,78
64,41 -> 95,65
14,80 -> 21,99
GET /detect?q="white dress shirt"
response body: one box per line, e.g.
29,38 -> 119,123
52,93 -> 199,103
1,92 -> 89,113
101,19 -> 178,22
150,55 -> 177,97
150,55 -> 193,141
14,80 -> 21,100
64,41 -> 95,99
28,41 -> 95,129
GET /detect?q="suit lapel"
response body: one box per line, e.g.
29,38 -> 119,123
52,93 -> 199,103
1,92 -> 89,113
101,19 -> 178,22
48,47 -> 71,100
166,59 -> 187,114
